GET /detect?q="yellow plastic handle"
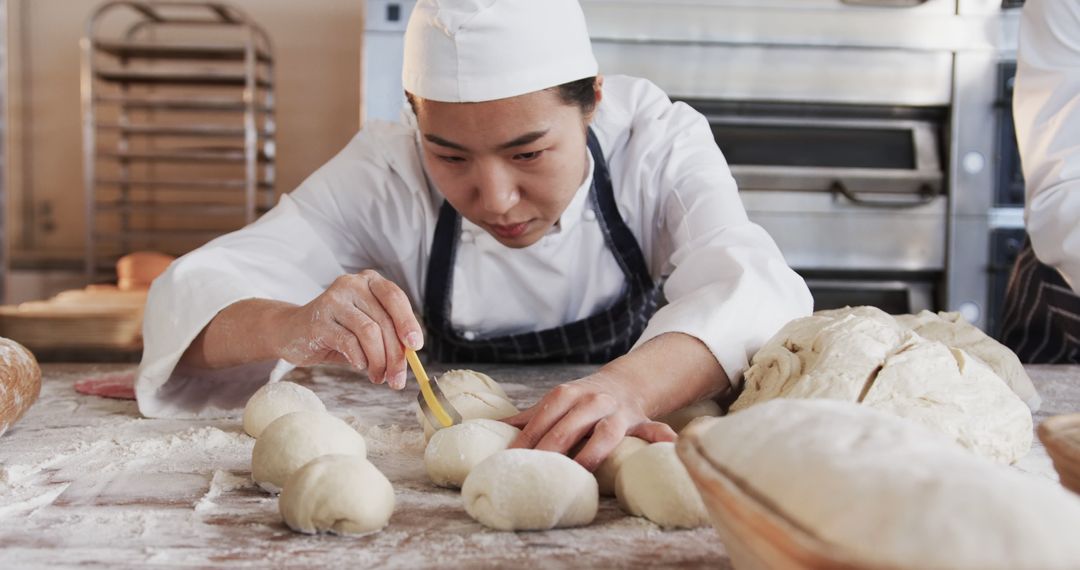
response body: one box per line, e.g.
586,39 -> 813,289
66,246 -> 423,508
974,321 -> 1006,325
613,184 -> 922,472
405,349 -> 454,428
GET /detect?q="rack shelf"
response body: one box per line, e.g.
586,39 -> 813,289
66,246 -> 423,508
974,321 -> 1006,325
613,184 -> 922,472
94,40 -> 272,62
82,1 -> 276,282
94,94 -> 273,113
95,123 -> 271,138
95,68 -> 272,88
99,149 -> 273,163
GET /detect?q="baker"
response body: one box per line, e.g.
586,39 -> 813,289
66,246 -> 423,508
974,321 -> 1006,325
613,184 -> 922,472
136,0 -> 811,469
1001,0 -> 1080,364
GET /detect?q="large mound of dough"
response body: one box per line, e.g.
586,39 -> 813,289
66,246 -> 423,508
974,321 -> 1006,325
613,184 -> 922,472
691,399 -> 1080,569
415,369 -> 518,440
732,306 -> 1033,463
896,310 -> 1040,410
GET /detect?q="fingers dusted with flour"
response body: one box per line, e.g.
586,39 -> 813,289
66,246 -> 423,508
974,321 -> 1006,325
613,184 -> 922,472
277,271 -> 421,389
506,375 -> 679,472
506,332 -> 728,471
179,270 -> 422,390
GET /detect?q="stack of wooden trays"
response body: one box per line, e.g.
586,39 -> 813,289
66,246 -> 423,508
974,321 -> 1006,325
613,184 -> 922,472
1039,414 -> 1080,496
0,286 -> 147,351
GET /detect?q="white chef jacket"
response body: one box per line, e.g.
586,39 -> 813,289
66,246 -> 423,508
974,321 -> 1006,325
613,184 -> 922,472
1015,0 -> 1080,295
136,75 -> 813,418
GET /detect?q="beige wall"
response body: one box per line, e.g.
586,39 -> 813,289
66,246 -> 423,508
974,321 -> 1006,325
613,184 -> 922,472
5,0 -> 364,266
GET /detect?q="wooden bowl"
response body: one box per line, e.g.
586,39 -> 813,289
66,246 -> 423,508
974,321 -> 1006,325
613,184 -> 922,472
1038,414 -> 1080,495
676,427 -> 894,570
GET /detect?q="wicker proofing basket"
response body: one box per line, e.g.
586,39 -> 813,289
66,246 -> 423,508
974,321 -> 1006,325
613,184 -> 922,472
1038,414 -> 1080,496
0,287 -> 146,350
675,425 -> 895,570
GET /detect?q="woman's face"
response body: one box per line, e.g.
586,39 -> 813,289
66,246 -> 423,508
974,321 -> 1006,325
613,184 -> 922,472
414,86 -> 596,248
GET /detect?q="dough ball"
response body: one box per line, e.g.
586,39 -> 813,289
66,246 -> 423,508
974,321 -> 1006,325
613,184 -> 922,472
733,306 -> 1033,464
251,411 -> 367,493
693,399 -> 1080,569
279,454 -> 394,536
425,419 -> 521,488
616,442 -> 709,529
594,436 -> 648,497
896,310 -> 1041,411
418,390 -> 518,441
243,382 -> 326,438
681,415 -> 722,436
437,369 -> 508,399
462,449 -> 598,531
658,399 -> 723,433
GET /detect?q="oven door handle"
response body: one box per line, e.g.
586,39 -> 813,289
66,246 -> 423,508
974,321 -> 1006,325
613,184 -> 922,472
830,181 -> 940,209
840,0 -> 929,7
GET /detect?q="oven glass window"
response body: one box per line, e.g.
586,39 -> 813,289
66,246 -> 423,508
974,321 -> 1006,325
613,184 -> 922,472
711,124 -> 917,170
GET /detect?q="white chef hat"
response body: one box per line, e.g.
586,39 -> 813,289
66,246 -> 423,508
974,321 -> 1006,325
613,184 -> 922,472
402,0 -> 598,103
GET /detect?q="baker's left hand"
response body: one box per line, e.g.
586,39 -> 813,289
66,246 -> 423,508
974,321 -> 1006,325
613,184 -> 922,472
504,370 -> 678,472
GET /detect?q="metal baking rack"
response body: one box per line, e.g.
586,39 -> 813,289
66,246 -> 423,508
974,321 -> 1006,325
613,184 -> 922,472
81,1 -> 275,281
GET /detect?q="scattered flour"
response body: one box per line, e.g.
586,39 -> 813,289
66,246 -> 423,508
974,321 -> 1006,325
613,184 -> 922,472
11,362 -> 1070,567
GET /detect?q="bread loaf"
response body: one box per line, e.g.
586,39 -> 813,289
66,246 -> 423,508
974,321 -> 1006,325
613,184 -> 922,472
0,337 -> 42,438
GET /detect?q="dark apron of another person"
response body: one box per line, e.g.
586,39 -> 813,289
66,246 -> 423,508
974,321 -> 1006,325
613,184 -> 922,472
1000,236 -> 1080,364
422,128 -> 663,364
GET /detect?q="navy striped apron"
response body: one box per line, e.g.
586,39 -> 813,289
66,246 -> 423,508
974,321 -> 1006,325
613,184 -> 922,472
422,128 -> 663,364
1000,236 -> 1080,364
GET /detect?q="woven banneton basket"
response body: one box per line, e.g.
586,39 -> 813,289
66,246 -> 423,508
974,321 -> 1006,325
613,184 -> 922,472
676,423 -> 895,570
1038,414 -> 1080,496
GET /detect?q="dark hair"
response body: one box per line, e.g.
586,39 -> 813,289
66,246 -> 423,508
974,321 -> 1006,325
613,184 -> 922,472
405,76 -> 599,116
553,76 -> 599,115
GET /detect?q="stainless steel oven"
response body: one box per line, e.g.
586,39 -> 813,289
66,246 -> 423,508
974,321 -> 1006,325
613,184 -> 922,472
685,100 -> 948,313
707,108 -> 946,311
582,0 -> 1023,327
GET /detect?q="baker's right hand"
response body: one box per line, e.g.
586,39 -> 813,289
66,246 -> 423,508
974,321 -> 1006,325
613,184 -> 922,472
271,270 -> 423,390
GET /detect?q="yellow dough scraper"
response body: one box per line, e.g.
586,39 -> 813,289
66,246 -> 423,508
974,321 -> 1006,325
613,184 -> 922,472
406,349 -> 462,430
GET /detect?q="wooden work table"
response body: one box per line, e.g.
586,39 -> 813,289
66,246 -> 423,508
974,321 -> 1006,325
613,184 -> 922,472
0,363 -> 1077,568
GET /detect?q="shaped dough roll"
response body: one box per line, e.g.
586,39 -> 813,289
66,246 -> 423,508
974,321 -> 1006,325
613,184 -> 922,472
279,454 -> 394,536
462,449 -> 597,531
